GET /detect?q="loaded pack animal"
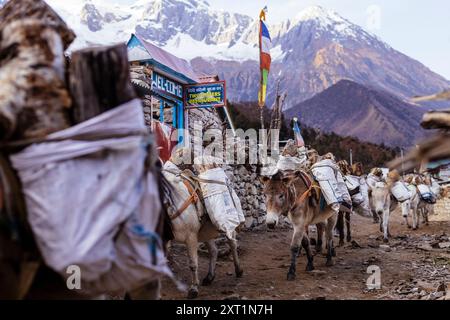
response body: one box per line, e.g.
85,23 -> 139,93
404,174 -> 436,229
331,161 -> 373,246
162,156 -> 243,299
261,170 -> 337,281
368,170 -> 411,242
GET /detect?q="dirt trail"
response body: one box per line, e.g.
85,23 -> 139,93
161,207 -> 450,300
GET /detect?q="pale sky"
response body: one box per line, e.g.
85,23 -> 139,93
83,0 -> 450,80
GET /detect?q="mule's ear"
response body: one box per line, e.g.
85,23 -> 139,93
260,176 -> 270,185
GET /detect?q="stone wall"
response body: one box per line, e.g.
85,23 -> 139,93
228,165 -> 266,229
434,196 -> 450,219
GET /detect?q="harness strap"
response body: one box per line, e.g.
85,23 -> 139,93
170,178 -> 199,221
195,177 -> 239,209
287,172 -> 322,215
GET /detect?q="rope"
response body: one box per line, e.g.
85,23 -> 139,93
130,224 -> 161,265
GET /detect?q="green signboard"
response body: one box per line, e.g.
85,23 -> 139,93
184,81 -> 226,108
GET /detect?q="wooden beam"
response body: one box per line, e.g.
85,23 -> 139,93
69,44 -> 137,123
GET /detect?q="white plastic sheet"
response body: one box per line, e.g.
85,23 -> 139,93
344,175 -> 360,192
276,155 -> 305,172
366,173 -> 382,190
431,179 -> 441,196
10,99 -> 172,295
311,159 -> 347,205
337,171 -> 352,203
418,184 -> 435,202
391,181 -> 411,202
198,168 -> 245,239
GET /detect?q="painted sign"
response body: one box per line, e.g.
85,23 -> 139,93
184,81 -> 226,108
152,72 -> 184,99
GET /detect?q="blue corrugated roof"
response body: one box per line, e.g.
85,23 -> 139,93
127,34 -> 199,84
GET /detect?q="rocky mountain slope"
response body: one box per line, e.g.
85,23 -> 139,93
1,0 -> 448,112
285,79 -> 426,147
33,0 -> 449,110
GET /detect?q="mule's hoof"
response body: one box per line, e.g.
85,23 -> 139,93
187,289 -> 199,299
338,241 -> 344,247
201,275 -> 215,286
383,238 -> 389,243
346,236 -> 352,243
412,227 -> 418,231
325,259 -> 334,267
287,272 -> 296,281
306,264 -> 315,272
235,269 -> 244,278
331,249 -> 337,257
407,225 -> 412,229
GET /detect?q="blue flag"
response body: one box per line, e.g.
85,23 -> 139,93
293,117 -> 305,147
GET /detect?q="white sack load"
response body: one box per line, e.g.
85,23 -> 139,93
391,181 -> 411,202
366,173 -> 382,190
336,171 -> 352,203
344,175 -> 363,205
9,99 -> 172,295
431,179 -> 441,196
276,155 -> 305,172
297,146 -> 308,164
198,168 -> 245,240
311,159 -> 344,206
417,184 -> 436,203
336,171 -> 352,212
359,176 -> 369,199
351,175 -> 372,217
344,175 -> 360,192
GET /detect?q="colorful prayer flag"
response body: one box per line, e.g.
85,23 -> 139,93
292,117 -> 305,148
258,7 -> 271,108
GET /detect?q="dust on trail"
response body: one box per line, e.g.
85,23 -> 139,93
161,205 -> 450,300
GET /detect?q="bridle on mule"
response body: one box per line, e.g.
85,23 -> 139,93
282,170 -> 320,216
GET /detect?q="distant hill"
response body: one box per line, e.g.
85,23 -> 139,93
285,80 -> 426,147
227,101 -> 398,169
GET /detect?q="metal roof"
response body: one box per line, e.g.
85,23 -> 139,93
127,34 -> 200,84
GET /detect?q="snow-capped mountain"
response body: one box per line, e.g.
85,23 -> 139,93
2,0 -> 448,110
45,0 -> 255,60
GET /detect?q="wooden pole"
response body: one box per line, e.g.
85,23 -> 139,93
260,107 -> 265,130
69,44 -> 137,123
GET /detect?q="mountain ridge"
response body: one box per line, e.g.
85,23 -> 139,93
285,79 -> 427,147
1,0 -> 448,110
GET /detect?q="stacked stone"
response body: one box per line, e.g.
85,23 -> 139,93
435,197 -> 450,218
187,108 -> 224,134
130,65 -> 154,127
230,165 -> 266,229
